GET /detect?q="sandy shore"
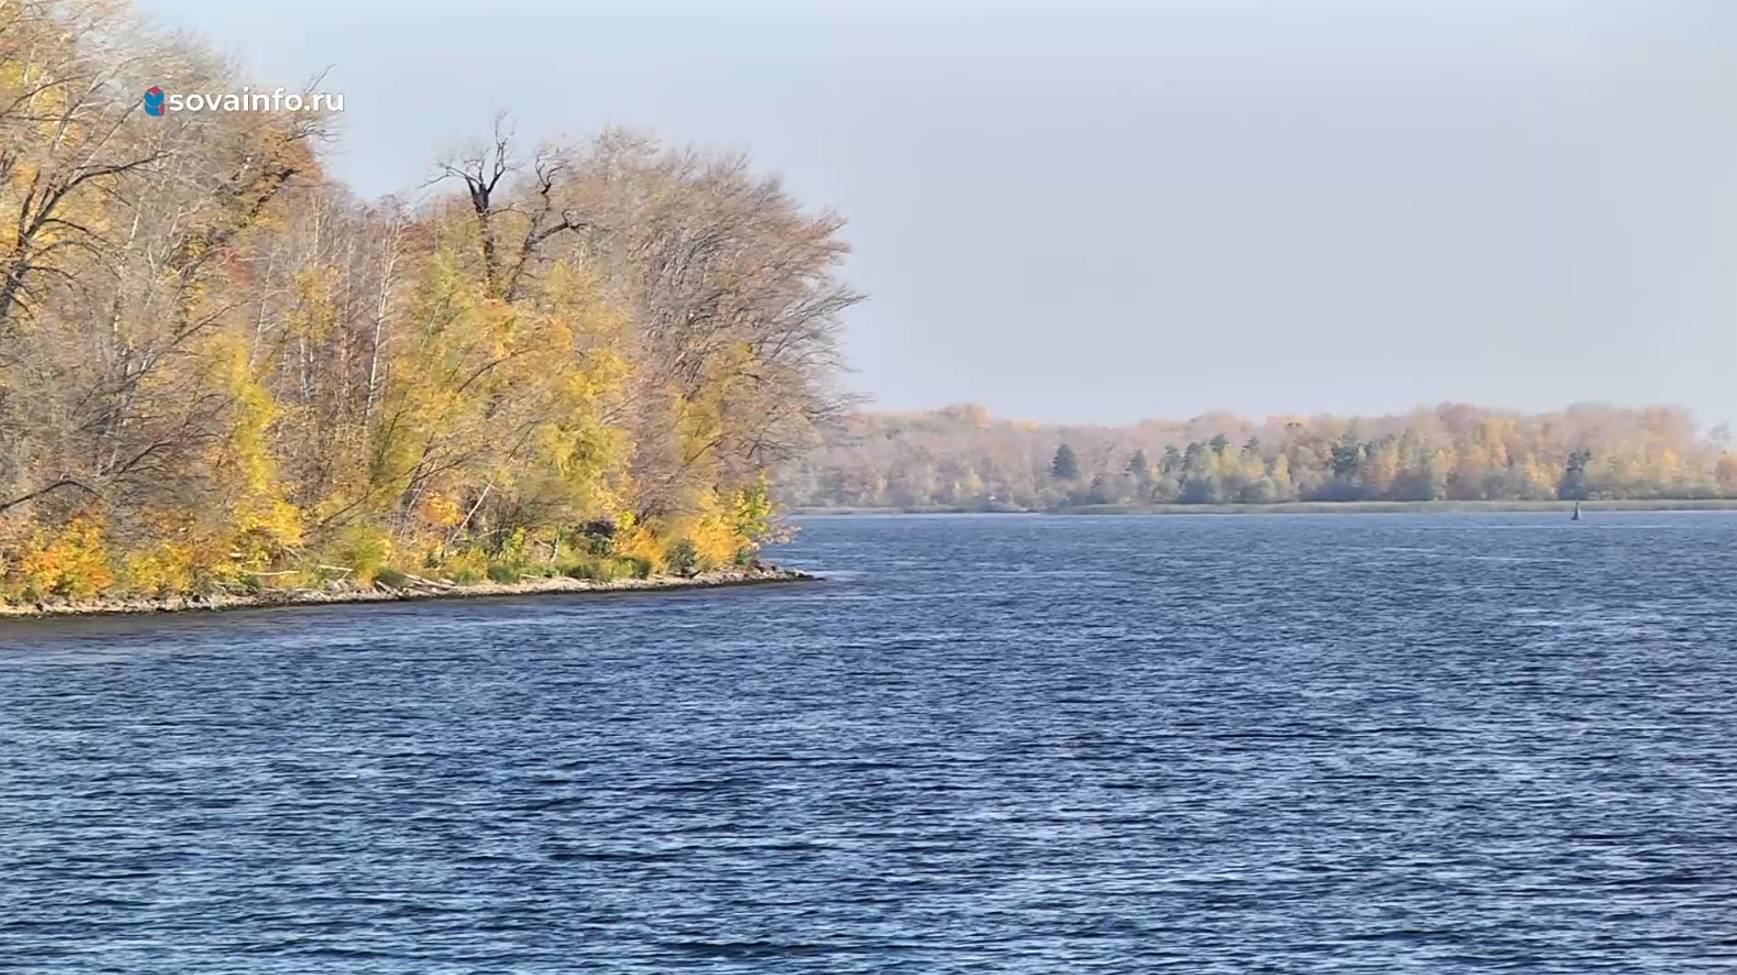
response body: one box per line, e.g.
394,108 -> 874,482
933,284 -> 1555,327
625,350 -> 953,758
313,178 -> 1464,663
0,564 -> 815,619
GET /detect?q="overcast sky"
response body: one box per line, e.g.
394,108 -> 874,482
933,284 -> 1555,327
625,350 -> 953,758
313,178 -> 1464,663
136,0 -> 1737,427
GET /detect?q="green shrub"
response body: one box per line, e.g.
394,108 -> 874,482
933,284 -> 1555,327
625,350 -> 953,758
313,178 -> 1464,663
576,519 -> 617,557
619,554 -> 654,579
498,527 -> 530,564
665,538 -> 700,577
486,563 -> 521,584
563,558 -> 624,583
374,566 -> 408,588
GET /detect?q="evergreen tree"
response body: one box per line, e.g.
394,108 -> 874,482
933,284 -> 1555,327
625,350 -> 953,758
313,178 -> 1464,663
1558,448 -> 1594,500
1180,472 -> 1221,504
1330,435 -> 1363,479
1050,444 -> 1080,481
1160,445 -> 1183,475
1125,448 -> 1151,481
1183,441 -> 1209,472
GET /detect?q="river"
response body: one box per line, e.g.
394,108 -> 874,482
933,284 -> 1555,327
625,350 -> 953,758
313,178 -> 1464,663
3,512 -> 1735,971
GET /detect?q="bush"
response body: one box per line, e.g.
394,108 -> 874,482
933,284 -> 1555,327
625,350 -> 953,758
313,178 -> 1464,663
665,538 -> 700,577
561,556 -> 657,582
563,558 -> 623,583
575,519 -> 616,557
486,563 -> 521,584
329,523 -> 392,586
122,543 -> 195,598
374,566 -> 408,589
498,527 -> 530,565
443,549 -> 488,585
4,517 -> 115,601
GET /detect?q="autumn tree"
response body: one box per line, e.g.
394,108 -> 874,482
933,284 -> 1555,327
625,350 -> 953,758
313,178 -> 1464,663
0,3 -> 857,601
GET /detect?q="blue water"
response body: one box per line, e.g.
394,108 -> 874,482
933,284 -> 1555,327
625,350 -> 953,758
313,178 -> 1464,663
3,513 -> 1737,972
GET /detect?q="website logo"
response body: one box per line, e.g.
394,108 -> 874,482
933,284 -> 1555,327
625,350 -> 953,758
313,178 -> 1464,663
139,85 -> 343,117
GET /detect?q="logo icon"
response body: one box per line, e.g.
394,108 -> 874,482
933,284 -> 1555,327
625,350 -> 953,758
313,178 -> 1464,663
143,86 -> 165,116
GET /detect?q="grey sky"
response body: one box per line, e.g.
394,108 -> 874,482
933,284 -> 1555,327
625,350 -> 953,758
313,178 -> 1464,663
136,0 -> 1737,427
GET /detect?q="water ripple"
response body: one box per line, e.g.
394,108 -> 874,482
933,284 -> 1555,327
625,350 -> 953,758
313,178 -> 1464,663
3,512 -> 1736,972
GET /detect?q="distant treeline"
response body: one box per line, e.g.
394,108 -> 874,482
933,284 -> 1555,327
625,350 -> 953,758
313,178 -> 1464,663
781,403 -> 1737,509
0,1 -> 853,601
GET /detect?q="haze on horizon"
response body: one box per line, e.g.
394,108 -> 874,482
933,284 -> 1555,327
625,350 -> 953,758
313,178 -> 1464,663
137,0 -> 1737,428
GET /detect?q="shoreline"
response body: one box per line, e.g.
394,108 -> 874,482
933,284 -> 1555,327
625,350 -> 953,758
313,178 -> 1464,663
791,499 -> 1737,516
0,564 -> 815,620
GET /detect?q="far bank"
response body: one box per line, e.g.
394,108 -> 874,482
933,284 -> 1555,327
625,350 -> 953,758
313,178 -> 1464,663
791,499 -> 1737,516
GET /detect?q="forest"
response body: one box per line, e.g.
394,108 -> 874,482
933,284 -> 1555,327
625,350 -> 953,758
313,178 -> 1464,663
781,403 -> 1737,510
0,1 -> 855,602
